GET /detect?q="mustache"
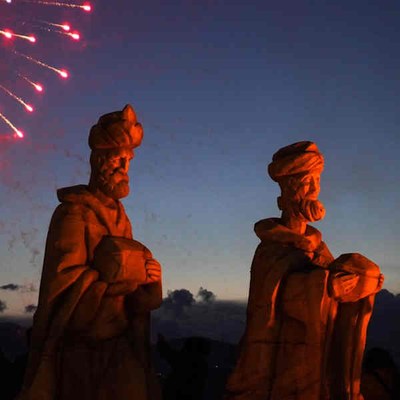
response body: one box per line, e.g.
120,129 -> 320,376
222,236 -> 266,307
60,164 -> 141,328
110,170 -> 129,182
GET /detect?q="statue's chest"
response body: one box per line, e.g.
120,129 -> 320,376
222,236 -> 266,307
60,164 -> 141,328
281,268 -> 331,329
84,213 -> 130,262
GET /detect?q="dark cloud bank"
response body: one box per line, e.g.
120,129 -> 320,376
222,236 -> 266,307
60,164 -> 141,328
0,288 -> 399,365
152,288 -> 400,366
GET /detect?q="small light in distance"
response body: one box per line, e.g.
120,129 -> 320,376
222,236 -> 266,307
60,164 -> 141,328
28,36 -> 36,43
34,83 -> 43,92
6,0 -> 12,4
25,104 -> 34,112
59,70 -> 68,79
82,3 -> 91,12
71,32 -> 80,40
62,24 -> 71,32
16,131 -> 24,139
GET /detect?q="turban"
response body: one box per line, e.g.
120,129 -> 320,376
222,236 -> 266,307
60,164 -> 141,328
268,141 -> 324,182
88,104 -> 143,150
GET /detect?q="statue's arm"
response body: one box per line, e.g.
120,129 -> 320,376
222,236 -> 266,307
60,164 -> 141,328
46,204 -> 110,329
45,204 -> 93,295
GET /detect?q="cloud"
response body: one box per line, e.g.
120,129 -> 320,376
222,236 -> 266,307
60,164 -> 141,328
0,283 -> 37,292
24,304 -> 37,314
0,300 -> 6,313
197,287 -> 216,303
152,289 -> 246,343
162,289 -> 196,318
0,284 -> 20,291
152,288 -> 400,366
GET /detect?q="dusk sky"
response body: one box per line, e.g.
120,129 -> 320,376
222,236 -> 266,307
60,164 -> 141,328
1,0 -> 400,315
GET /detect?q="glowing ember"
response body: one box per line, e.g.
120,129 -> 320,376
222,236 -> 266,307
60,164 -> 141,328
59,70 -> 69,78
0,30 -> 13,39
35,84 -> 43,92
70,32 -> 80,40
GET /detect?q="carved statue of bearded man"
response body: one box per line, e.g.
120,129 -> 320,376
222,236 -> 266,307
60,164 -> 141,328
225,141 -> 383,400
19,105 -> 163,400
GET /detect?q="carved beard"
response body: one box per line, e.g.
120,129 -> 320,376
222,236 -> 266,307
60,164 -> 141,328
279,197 -> 326,222
96,170 -> 130,200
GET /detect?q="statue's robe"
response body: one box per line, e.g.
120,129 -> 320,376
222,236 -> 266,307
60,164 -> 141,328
225,218 -> 375,400
19,185 -> 162,400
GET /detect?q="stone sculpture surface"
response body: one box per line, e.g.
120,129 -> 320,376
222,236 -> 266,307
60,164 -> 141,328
19,105 -> 162,400
225,141 -> 383,400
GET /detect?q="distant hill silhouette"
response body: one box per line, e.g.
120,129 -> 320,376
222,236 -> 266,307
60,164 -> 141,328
0,288 -> 398,399
1,289 -> 399,362
0,320 -> 28,361
366,289 -> 400,365
154,337 -> 236,400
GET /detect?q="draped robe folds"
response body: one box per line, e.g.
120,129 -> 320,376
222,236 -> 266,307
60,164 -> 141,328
225,218 -> 376,400
19,185 -> 162,400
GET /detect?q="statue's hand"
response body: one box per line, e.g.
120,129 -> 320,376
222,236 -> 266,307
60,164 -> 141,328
144,258 -> 162,284
328,272 -> 359,300
105,279 -> 139,296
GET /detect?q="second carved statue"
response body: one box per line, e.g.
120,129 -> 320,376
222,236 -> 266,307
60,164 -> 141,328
225,141 -> 383,400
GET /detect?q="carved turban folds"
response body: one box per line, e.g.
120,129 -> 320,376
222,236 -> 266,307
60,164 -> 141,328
268,141 -> 324,182
89,104 -> 143,150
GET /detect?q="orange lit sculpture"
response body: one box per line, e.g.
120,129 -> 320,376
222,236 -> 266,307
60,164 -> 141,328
18,105 -> 162,400
225,141 -> 383,400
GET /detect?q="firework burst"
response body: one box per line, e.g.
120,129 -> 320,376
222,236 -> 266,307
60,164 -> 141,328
0,0 -> 92,139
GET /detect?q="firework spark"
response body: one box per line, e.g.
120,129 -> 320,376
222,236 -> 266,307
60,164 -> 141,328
34,24 -> 80,40
15,51 -> 68,78
18,74 -> 44,92
0,112 -> 24,138
39,21 -> 71,31
0,0 -> 92,138
0,84 -> 34,112
0,29 -> 36,42
18,1 -> 92,12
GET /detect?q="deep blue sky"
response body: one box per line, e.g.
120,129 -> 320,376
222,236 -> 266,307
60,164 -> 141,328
1,0 -> 400,315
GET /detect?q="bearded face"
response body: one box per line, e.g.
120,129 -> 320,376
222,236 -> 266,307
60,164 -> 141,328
278,172 -> 326,223
90,148 -> 134,200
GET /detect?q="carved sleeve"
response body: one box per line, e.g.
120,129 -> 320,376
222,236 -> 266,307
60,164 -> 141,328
44,204 -> 107,331
124,281 -> 163,316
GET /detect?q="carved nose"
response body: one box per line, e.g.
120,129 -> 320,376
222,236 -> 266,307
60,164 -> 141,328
120,158 -> 129,172
309,178 -> 317,192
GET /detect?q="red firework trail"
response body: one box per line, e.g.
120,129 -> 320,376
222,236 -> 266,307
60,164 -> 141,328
0,0 -> 93,138
0,111 -> 24,138
0,83 -> 34,112
11,1 -> 92,12
18,74 -> 44,92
